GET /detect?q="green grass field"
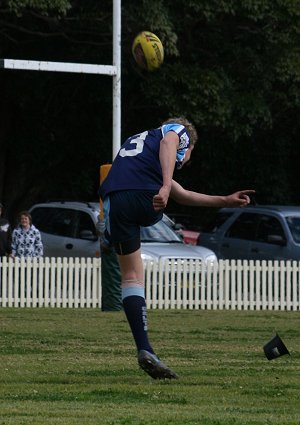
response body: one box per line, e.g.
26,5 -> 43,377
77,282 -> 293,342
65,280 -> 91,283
0,308 -> 299,425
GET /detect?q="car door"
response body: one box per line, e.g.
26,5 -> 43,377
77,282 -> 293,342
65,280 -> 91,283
30,206 -> 72,257
70,210 -> 100,258
220,212 -> 259,259
198,211 -> 236,256
41,207 -> 79,257
249,214 -> 287,260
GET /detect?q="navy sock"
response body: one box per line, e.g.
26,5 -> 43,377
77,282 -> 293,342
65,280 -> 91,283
122,295 -> 154,354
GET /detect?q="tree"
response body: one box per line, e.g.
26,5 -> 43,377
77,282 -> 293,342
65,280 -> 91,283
125,0 -> 300,206
0,0 -> 299,222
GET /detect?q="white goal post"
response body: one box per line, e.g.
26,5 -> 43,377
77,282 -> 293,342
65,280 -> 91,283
0,0 -> 121,159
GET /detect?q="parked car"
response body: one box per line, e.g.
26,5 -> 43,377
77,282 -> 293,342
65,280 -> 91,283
197,205 -> 300,261
29,201 -> 217,266
166,212 -> 201,245
139,218 -> 215,266
177,229 -> 200,246
29,201 -> 102,258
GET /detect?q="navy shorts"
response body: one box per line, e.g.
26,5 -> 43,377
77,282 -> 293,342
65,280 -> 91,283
104,190 -> 163,255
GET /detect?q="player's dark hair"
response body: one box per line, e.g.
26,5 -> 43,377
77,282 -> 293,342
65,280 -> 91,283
162,117 -> 198,146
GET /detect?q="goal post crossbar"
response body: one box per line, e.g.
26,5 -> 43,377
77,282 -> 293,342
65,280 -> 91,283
0,59 -> 117,76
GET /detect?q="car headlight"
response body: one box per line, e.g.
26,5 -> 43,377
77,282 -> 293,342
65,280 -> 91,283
205,254 -> 218,270
205,254 -> 217,264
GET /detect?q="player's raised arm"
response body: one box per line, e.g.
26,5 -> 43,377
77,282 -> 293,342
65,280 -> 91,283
170,180 -> 255,208
153,132 -> 179,210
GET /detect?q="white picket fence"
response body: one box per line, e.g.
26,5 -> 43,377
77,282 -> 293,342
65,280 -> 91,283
0,257 -> 299,310
0,257 -> 101,309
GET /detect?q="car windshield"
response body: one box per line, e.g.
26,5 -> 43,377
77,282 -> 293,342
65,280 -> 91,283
285,216 -> 300,243
140,220 -> 183,243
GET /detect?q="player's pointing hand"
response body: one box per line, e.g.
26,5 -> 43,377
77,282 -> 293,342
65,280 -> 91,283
225,190 -> 256,207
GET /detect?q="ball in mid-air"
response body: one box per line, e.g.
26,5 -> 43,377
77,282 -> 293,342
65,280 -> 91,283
132,31 -> 164,71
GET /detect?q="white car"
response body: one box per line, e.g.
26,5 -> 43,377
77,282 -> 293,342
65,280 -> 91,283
29,201 -> 217,266
140,218 -> 216,266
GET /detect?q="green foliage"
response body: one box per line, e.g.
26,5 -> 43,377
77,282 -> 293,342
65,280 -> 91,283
5,0 -> 71,16
0,0 -> 300,216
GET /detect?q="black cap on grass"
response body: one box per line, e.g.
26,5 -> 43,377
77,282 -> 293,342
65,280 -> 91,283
263,333 -> 290,360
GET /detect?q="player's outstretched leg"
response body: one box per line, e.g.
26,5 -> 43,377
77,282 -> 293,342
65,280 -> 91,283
119,247 -> 178,380
122,285 -> 178,380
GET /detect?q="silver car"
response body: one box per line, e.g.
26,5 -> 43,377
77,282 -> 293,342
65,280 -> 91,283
140,218 -> 216,265
29,201 -> 217,265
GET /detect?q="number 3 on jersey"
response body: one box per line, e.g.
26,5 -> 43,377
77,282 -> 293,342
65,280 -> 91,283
119,131 -> 147,157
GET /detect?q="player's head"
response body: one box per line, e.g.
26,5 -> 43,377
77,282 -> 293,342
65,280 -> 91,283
162,116 -> 198,147
162,117 -> 197,169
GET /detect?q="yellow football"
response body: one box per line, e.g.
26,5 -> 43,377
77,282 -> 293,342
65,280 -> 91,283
132,31 -> 164,71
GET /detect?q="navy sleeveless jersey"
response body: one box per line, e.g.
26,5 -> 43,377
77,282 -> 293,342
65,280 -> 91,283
100,123 -> 191,199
